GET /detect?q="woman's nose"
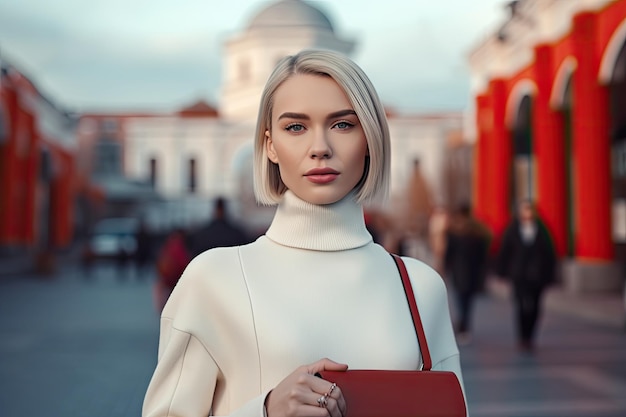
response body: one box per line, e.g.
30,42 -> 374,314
309,130 -> 332,159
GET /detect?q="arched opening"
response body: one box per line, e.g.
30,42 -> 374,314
0,103 -> 8,144
38,148 -> 54,250
0,104 -> 8,211
561,76 -> 575,257
510,95 -> 535,207
608,40 -> 626,262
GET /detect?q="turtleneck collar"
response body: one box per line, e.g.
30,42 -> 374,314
265,190 -> 372,251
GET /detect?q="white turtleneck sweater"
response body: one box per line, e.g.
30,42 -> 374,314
143,191 -> 466,417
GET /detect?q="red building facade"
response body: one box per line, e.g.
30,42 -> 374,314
470,0 -> 626,291
0,64 -> 79,261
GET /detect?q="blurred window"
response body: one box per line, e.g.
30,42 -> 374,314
188,157 -> 197,193
149,157 -> 158,188
101,118 -> 118,135
93,139 -> 121,176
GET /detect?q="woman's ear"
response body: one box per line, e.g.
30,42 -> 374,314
265,130 -> 279,164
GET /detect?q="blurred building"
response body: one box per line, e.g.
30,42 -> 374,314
0,62 -> 80,270
76,113 -> 161,233
81,0 -> 464,235
467,0 -> 626,292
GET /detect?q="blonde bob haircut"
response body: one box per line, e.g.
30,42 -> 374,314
253,49 -> 391,206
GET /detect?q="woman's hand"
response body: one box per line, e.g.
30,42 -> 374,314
265,358 -> 348,417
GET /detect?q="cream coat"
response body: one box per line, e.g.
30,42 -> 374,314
143,191 -> 466,417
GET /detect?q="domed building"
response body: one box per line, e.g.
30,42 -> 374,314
247,0 -> 335,31
79,0 -> 464,245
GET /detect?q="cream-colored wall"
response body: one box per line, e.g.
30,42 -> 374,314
124,117 -> 258,229
125,118 -> 253,199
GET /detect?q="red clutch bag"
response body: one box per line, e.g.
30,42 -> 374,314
319,254 -> 467,417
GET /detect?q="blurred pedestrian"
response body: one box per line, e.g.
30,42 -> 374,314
623,280 -> 626,332
189,196 -> 251,257
154,228 -> 191,312
496,200 -> 557,353
429,205 -> 450,275
444,203 -> 490,344
133,219 -> 153,279
80,240 -> 95,278
115,245 -> 132,280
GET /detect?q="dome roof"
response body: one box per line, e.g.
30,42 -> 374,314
246,0 -> 334,33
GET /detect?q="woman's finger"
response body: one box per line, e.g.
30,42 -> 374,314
308,370 -> 347,417
308,391 -> 344,417
331,385 -> 346,416
308,381 -> 346,417
306,358 -> 348,375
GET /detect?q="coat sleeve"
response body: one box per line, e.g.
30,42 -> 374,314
142,317 -> 268,417
142,251 -> 268,417
142,318 -> 216,416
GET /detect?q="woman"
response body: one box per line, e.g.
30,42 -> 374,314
143,49 -> 466,417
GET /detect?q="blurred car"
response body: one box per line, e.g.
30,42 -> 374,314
83,217 -> 140,261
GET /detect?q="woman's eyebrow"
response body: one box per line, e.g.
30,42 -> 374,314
277,112 -> 309,121
327,109 -> 357,119
277,109 -> 357,121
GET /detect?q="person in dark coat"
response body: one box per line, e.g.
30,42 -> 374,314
444,204 -> 490,344
134,220 -> 153,279
189,197 -> 251,257
496,200 -> 557,353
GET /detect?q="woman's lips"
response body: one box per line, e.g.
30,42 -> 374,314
306,173 -> 339,184
304,168 -> 339,184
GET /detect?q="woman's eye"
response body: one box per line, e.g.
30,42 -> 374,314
334,121 -> 354,130
285,124 -> 305,132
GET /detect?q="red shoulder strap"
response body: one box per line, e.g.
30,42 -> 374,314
391,253 -> 432,371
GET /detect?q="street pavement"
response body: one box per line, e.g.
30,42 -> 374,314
458,284 -> 626,417
0,262 -> 625,417
0,263 -> 160,417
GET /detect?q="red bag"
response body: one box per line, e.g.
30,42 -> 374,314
319,254 -> 467,417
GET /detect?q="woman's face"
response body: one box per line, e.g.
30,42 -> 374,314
265,74 -> 368,205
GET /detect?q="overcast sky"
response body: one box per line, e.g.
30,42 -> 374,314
0,0 -> 507,114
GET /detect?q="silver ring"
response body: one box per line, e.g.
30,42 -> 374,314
317,395 -> 328,408
326,383 -> 337,397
